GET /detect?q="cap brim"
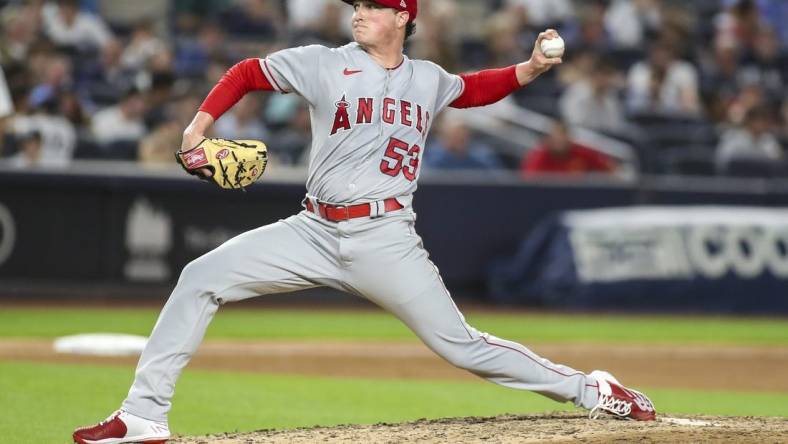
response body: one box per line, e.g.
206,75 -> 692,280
339,0 -> 414,22
340,0 -> 389,7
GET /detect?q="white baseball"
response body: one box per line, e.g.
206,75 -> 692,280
540,36 -> 565,58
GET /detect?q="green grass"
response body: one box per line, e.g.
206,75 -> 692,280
0,307 -> 786,345
2,361 -> 787,444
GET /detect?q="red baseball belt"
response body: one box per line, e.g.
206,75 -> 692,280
305,197 -> 403,222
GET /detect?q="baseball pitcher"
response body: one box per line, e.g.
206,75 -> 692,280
74,1 -> 655,443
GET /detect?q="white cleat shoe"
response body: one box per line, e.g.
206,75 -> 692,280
589,370 -> 657,421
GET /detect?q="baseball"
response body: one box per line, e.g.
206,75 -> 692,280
540,36 -> 565,58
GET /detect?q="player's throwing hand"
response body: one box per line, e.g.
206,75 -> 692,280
514,29 -> 564,86
530,29 -> 564,73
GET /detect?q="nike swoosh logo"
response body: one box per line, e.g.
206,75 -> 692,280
343,68 -> 363,76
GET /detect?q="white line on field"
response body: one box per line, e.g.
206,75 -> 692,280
659,417 -> 718,427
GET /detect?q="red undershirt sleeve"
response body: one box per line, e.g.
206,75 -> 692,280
198,58 -> 274,120
449,65 -> 521,109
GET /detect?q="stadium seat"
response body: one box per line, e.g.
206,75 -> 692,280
720,158 -> 788,178
662,147 -> 717,177
73,139 -> 103,160
100,140 -> 139,161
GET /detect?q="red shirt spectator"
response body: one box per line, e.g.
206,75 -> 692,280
521,122 -> 614,175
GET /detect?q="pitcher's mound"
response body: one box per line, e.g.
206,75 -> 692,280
170,412 -> 788,443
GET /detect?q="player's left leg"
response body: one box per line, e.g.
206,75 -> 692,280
344,212 -> 599,410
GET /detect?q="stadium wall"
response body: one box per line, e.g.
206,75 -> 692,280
1,166 -> 787,309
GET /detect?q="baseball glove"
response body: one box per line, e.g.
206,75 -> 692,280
175,138 -> 268,190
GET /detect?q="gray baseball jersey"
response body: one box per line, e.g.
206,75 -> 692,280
121,43 -> 601,423
261,42 -> 461,203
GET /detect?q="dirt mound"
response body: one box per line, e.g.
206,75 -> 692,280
170,412 -> 788,443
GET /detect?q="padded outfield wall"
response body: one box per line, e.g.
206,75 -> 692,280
1,164 -> 787,312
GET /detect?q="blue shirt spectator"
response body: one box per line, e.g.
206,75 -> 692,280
756,0 -> 788,48
424,117 -> 502,171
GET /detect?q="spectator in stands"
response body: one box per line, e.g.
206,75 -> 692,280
138,120 -> 180,165
303,1 -> 349,47
738,28 -> 786,99
0,2 -> 43,65
505,0 -> 574,29
716,105 -> 783,173
521,121 -> 615,176
205,57 -> 232,85
268,103 -> 312,165
727,82 -> 765,126
483,11 -> 528,68
556,50 -> 596,87
573,1 -> 612,53
41,0 -> 113,52
424,115 -> 502,171
28,53 -> 71,111
58,90 -> 87,128
6,130 -> 42,168
78,39 -> 136,106
143,71 -> 176,129
756,0 -> 788,49
213,95 -> 268,142
626,40 -> 701,116
220,0 -> 283,40
172,0 -> 231,31
286,0 -> 353,43
0,66 -> 14,158
406,0 -> 459,72
559,56 -> 626,136
174,20 -> 230,78
120,20 -> 168,73
91,87 -> 147,149
146,45 -> 176,78
700,38 -> 743,123
782,96 -> 788,141
139,93 -> 201,164
715,0 -> 761,55
171,93 -> 203,131
0,66 -> 13,120
97,1 -> 169,38
10,97 -> 76,167
0,0 -> 786,172
604,0 -> 661,49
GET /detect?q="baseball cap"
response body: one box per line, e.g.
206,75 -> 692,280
341,0 -> 418,23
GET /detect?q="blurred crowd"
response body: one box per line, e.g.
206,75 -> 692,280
0,0 -> 786,178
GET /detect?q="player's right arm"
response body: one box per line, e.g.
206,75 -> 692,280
447,29 -> 562,110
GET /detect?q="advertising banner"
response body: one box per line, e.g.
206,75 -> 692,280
489,206 -> 788,313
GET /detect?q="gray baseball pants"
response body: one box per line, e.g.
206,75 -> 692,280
122,207 -> 599,421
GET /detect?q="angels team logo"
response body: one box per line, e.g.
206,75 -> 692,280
400,0 -> 406,7
330,94 -> 352,135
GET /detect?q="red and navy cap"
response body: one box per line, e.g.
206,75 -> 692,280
341,0 -> 418,23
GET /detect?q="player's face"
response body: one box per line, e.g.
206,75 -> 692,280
351,1 -> 405,46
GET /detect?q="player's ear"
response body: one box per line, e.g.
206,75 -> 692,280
396,11 -> 409,28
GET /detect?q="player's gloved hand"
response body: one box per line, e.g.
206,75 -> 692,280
175,137 -> 269,190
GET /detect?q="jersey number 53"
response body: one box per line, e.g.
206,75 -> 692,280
379,137 -> 421,182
